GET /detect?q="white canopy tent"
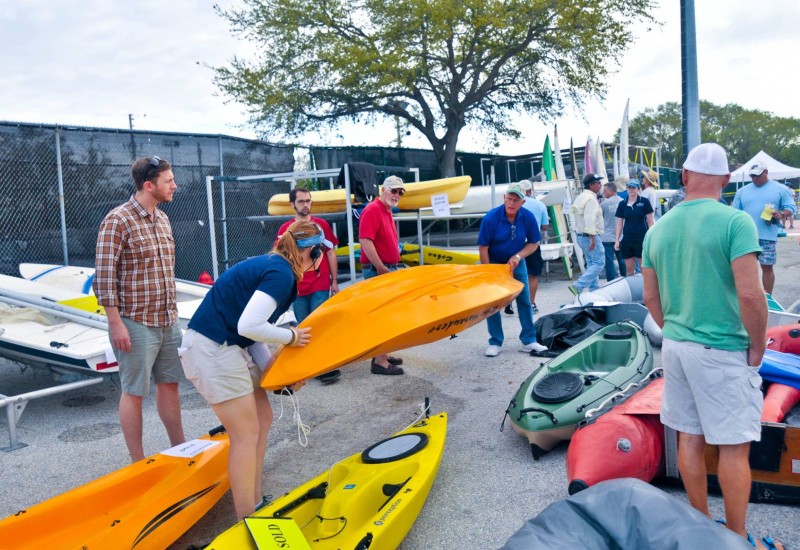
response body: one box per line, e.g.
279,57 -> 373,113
730,150 -> 800,184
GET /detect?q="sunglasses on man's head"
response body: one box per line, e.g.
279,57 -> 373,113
389,188 -> 405,196
148,156 -> 162,167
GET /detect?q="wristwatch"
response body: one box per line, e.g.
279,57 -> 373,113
514,254 -> 521,261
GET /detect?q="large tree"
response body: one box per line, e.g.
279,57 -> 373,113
214,0 -> 656,177
625,101 -> 800,168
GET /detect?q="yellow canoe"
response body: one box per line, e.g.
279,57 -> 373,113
267,176 -> 472,215
261,264 -> 521,389
0,427 -> 230,550
206,412 -> 447,550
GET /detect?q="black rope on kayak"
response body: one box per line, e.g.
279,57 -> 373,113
310,515 -> 347,542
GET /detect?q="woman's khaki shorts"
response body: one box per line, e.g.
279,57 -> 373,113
178,329 -> 270,405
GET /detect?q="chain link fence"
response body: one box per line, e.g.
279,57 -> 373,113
0,122 -> 294,280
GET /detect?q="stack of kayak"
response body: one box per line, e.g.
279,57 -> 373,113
504,321 -> 653,459
565,324 -> 800,505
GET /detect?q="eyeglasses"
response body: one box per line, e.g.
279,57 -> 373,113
510,225 -> 517,240
295,199 -> 312,205
389,188 -> 406,196
148,156 -> 162,167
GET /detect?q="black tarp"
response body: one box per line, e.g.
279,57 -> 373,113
534,304 -> 652,355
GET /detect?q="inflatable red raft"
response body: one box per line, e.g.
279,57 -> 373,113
567,371 -> 800,494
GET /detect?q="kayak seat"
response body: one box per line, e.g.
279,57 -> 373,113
532,372 -> 584,404
603,328 -> 634,340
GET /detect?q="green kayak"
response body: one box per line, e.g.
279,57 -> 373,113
504,321 -> 653,460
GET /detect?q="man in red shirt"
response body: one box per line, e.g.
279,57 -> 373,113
358,176 -> 405,375
276,187 -> 340,384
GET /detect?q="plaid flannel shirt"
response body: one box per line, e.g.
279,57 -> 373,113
93,196 -> 178,327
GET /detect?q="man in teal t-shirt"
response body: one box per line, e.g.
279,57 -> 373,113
642,143 -> 768,546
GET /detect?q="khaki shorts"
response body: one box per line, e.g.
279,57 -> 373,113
178,329 -> 270,405
660,339 -> 763,445
114,318 -> 183,397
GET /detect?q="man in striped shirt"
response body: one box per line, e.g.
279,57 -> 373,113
93,156 -> 186,462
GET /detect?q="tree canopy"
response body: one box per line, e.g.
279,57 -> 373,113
214,0 -> 656,177
623,101 -> 800,169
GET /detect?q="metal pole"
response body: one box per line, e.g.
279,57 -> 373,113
54,127 -> 69,265
218,137 -> 229,271
681,0 -> 701,156
343,164 -> 357,282
206,176 -> 220,280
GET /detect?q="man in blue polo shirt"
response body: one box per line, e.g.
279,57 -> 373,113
478,183 -> 548,357
732,161 -> 796,294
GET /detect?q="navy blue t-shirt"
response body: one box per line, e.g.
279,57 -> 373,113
615,197 -> 653,242
188,253 -> 297,348
478,205 -> 541,264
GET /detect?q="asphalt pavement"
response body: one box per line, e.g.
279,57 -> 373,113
0,232 -> 798,549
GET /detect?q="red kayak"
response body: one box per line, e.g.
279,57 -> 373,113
766,325 -> 800,355
566,377 -> 665,495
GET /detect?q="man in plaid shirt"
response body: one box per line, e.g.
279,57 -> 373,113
93,156 -> 185,462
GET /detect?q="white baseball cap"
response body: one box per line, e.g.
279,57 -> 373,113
748,161 -> 767,176
683,143 -> 729,176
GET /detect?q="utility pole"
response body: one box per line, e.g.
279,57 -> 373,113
680,0 -> 701,159
128,114 -> 134,130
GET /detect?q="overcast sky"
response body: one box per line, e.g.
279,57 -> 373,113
1,0 -> 797,158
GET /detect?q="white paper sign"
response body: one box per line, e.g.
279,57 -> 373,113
161,438 -> 221,458
431,193 -> 450,217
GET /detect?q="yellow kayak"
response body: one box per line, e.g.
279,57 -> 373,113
335,243 -> 478,267
400,244 -> 479,266
0,427 -> 230,550
207,412 -> 447,550
261,264 -> 521,389
267,176 -> 471,215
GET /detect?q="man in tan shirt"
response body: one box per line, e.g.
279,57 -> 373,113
569,173 -> 606,296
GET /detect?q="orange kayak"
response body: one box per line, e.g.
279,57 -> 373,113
261,264 -> 522,389
0,427 -> 230,550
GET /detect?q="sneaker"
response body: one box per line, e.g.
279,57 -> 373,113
485,345 -> 501,357
531,303 -> 539,314
504,304 -> 514,315
521,342 -> 548,353
568,285 -> 581,297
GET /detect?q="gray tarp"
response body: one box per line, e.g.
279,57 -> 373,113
500,478 -> 752,549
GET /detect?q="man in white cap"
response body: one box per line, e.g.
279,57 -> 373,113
478,183 -> 548,357
359,175 -> 407,375
643,143 -> 776,548
732,161 -> 796,294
